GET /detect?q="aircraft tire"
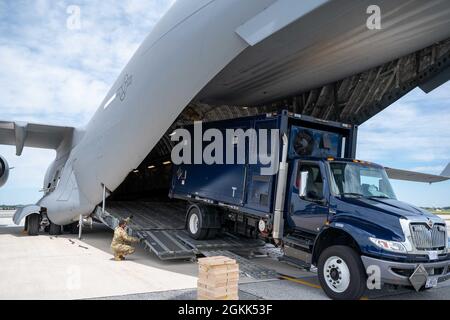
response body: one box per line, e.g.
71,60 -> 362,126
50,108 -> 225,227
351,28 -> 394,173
27,214 -> 40,236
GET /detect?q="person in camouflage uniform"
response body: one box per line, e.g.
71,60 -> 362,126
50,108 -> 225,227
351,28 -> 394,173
111,218 -> 139,261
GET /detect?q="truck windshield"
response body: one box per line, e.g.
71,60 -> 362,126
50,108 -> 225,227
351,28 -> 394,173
329,162 -> 397,199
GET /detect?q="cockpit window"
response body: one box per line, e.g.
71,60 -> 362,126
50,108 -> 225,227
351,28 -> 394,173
330,162 -> 397,199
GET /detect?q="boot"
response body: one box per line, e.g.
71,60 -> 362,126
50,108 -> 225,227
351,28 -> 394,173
114,254 -> 122,261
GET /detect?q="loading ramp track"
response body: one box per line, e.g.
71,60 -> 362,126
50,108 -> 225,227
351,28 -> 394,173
94,201 -> 267,262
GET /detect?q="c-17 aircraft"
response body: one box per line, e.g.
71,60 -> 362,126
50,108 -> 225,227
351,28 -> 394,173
0,0 -> 449,235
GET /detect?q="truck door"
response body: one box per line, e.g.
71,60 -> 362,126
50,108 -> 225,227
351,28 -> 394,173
289,161 -> 329,234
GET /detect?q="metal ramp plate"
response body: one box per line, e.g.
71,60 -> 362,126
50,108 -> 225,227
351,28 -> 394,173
176,231 -> 265,253
201,250 -> 278,280
104,201 -> 186,230
95,201 -> 267,261
137,229 -> 266,260
137,230 -> 195,260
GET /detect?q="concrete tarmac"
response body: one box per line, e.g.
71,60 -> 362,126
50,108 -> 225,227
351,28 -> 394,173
0,211 -> 198,300
1,210 -> 449,300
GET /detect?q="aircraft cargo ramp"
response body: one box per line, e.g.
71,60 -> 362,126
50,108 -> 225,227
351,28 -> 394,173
93,201 -> 267,263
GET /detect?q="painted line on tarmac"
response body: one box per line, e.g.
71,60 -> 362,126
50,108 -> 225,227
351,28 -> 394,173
279,275 -> 322,289
280,274 -> 369,300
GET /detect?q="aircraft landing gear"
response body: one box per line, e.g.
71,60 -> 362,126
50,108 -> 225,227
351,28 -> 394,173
27,214 -> 40,236
49,221 -> 62,235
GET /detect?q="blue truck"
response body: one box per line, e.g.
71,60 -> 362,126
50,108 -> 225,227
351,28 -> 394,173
169,110 -> 449,300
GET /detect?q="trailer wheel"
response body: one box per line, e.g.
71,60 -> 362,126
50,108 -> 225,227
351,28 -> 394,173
186,206 -> 209,240
27,214 -> 40,236
317,245 -> 366,300
49,221 -> 62,235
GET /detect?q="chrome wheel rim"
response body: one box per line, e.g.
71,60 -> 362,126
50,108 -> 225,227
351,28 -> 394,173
323,256 -> 351,293
189,212 -> 199,234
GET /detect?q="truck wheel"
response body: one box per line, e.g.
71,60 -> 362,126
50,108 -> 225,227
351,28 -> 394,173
186,206 -> 209,240
317,245 -> 367,300
49,221 -> 62,235
27,214 -> 40,236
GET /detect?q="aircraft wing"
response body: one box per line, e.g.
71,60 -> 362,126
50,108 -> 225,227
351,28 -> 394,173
0,121 -> 74,156
385,164 -> 450,184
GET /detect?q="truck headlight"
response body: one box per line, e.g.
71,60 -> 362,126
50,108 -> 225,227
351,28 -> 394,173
369,237 -> 407,253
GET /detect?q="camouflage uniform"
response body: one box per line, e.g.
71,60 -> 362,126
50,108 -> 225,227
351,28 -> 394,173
111,226 -> 139,261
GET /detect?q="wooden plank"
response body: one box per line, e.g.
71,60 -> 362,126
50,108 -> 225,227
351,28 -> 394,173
198,286 -> 239,298
198,256 -> 236,266
199,264 -> 239,274
198,280 -> 239,288
198,274 -> 240,283
198,294 -> 239,301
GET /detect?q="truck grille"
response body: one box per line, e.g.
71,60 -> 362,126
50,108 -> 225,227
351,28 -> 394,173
410,223 -> 447,250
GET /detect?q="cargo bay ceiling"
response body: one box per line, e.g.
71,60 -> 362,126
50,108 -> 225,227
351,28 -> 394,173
150,0 -> 450,161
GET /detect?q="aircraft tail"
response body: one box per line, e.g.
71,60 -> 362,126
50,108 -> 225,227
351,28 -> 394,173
440,163 -> 450,177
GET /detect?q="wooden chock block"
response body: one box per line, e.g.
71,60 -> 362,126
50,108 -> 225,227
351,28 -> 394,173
197,256 -> 239,300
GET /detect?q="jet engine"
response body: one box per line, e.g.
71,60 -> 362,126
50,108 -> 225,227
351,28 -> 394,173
0,156 -> 9,188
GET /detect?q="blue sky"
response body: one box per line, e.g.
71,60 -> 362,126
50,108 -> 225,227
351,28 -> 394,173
0,0 -> 449,207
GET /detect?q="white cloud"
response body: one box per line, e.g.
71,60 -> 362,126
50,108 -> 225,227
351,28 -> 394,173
358,83 -> 450,166
0,0 -> 175,124
0,0 -> 174,204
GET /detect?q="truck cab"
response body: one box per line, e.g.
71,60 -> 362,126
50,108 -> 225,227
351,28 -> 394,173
287,158 -> 397,236
285,157 -> 449,299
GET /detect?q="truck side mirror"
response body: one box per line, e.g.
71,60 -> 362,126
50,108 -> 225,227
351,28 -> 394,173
299,171 -> 309,198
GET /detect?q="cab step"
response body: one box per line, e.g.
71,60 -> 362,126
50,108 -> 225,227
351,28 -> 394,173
283,235 -> 314,251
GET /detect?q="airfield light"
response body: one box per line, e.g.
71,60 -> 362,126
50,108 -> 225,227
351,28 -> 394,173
163,161 -> 171,165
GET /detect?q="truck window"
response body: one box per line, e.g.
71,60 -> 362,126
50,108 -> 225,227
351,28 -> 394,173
297,164 -> 324,201
329,162 -> 397,199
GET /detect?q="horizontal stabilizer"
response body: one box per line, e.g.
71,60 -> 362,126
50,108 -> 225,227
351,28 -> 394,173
0,121 -> 74,156
385,164 -> 450,184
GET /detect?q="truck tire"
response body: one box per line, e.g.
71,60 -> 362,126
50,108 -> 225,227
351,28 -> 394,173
49,221 -> 62,235
317,245 -> 367,300
27,214 -> 40,236
186,206 -> 209,240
